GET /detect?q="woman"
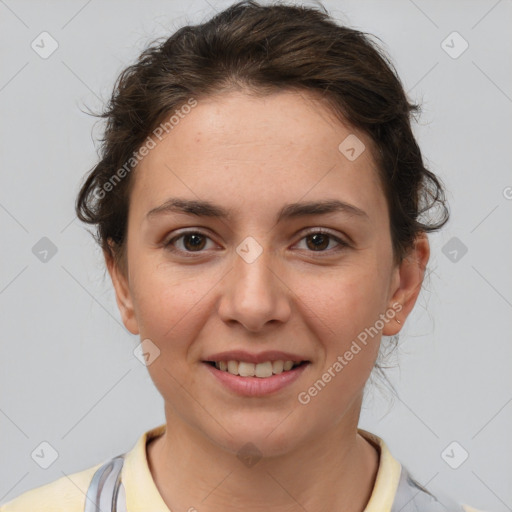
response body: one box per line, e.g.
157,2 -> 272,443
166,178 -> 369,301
0,1 -> 483,511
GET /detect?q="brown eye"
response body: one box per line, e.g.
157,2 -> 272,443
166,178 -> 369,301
296,229 -> 348,254
181,233 -> 207,251
164,231 -> 214,255
305,232 -> 330,251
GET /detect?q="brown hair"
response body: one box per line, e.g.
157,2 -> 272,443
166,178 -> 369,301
76,0 -> 449,276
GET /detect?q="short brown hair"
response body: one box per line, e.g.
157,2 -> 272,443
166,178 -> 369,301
76,0 -> 449,275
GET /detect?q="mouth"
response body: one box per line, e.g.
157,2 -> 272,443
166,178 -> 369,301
202,358 -> 310,397
203,359 -> 309,378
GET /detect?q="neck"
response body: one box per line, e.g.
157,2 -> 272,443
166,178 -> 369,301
147,402 -> 379,512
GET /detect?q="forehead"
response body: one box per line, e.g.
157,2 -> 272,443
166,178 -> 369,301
131,90 -> 386,223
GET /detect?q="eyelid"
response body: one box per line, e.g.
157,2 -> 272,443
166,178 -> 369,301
295,227 -> 349,252
299,226 -> 348,244
164,227 -> 213,242
163,228 -> 218,256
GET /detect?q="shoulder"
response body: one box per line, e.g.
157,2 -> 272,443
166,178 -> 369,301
395,464 -> 487,512
0,424 -> 165,512
0,462 -> 102,512
358,429 -> 487,512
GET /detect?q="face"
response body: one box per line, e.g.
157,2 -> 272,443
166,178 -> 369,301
107,89 -> 429,456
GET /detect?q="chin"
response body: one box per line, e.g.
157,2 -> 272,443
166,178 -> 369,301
202,410 -> 312,459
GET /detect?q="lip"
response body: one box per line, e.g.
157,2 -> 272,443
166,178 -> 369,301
203,350 -> 309,364
203,360 -> 310,397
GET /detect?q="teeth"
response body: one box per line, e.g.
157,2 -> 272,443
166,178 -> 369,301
255,361 -> 273,378
238,361 -> 255,377
227,360 -> 238,374
213,360 -> 302,377
272,360 -> 284,374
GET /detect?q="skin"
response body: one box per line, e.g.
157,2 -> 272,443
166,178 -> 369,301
105,89 -> 430,512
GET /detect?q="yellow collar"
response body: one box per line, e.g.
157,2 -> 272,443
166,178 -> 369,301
122,423 -> 402,512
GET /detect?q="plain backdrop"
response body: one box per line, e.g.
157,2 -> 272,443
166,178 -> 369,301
1,0 -> 511,510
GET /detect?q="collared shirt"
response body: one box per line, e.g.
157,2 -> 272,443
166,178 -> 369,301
0,424 -> 482,512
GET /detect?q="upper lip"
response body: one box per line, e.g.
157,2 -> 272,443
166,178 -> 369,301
203,350 -> 310,364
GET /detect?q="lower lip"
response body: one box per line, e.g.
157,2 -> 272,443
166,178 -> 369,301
203,362 -> 310,397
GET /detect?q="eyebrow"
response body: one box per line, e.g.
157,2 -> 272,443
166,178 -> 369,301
146,198 -> 369,223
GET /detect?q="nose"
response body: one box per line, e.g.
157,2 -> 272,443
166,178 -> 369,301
217,242 -> 292,332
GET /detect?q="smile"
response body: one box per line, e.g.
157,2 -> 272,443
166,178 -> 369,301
202,360 -> 310,397
206,360 -> 306,377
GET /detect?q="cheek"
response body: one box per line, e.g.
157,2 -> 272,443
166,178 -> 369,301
297,262 -> 389,400
297,273 -> 383,418
130,261 -> 216,348
306,265 -> 389,342
129,265 -> 217,399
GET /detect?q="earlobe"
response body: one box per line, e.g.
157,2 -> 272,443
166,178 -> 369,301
103,247 -> 140,335
382,233 -> 430,336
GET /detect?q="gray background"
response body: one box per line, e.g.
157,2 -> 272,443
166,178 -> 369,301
1,0 -> 511,510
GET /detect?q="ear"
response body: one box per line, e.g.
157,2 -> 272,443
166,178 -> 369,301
382,232 -> 430,336
104,243 -> 140,335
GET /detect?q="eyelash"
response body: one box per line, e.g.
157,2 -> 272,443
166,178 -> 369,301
163,228 -> 349,258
